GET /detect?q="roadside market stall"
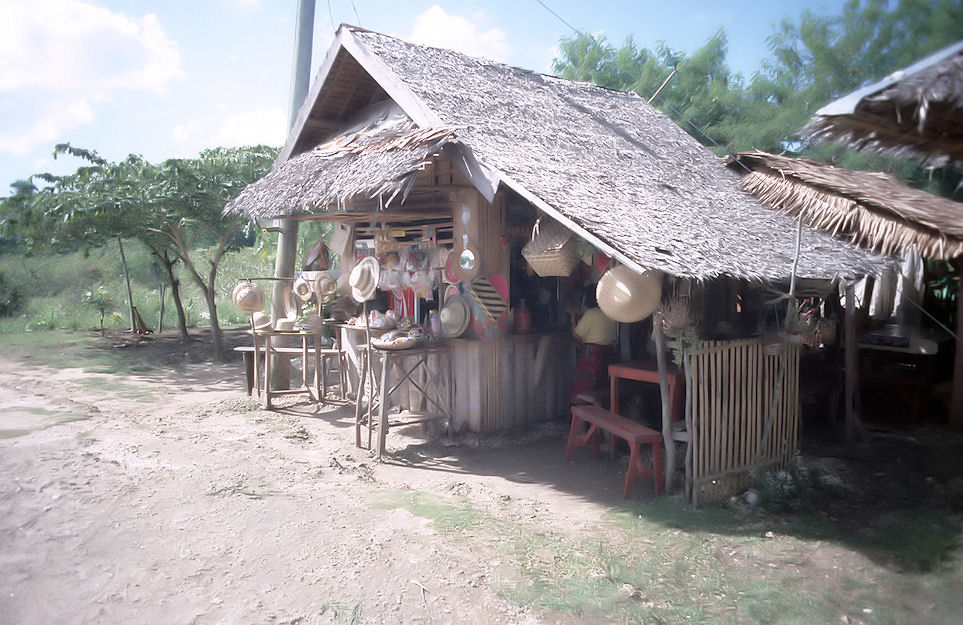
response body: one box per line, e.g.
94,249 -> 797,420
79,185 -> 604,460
224,25 -> 884,500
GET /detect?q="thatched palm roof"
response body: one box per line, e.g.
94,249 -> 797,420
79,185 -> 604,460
227,25 -> 884,282
803,41 -> 963,165
734,151 -> 963,260
228,102 -> 459,214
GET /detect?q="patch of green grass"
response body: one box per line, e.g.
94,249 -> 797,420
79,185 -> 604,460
319,601 -> 363,624
373,486 -> 963,624
0,429 -> 33,439
370,490 -> 486,533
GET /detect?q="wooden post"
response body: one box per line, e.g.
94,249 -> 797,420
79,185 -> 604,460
949,258 -> 963,430
653,309 -> 675,494
844,283 -> 858,440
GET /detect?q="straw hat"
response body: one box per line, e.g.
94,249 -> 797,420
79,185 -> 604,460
440,294 -> 471,338
275,318 -> 295,331
349,256 -> 380,303
293,277 -> 313,301
298,314 -> 324,333
595,266 -> 663,323
232,281 -> 265,314
251,311 -> 272,331
314,270 -> 337,301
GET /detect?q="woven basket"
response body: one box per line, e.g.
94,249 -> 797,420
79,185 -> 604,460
521,219 -> 579,277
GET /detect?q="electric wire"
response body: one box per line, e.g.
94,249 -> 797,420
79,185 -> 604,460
350,0 -> 361,26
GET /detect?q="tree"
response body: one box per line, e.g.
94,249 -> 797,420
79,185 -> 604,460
0,144 -> 278,361
145,146 -> 278,361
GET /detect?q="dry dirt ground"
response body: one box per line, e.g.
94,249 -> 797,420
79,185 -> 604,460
2,329 -> 963,624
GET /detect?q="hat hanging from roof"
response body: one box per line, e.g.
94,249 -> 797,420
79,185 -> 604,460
440,294 -> 471,338
232,281 -> 265,314
349,256 -> 381,303
596,265 -> 663,323
314,270 -> 338,301
293,277 -> 313,301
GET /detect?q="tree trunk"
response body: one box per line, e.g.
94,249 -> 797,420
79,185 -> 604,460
158,282 -> 166,333
118,237 -> 136,333
157,250 -> 189,341
949,259 -> 963,430
205,283 -> 225,363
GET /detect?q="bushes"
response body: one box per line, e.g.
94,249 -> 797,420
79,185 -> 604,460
0,241 -> 278,333
0,271 -> 24,316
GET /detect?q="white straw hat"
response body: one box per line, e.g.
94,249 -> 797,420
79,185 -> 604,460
596,266 -> 663,323
349,256 -> 380,303
293,277 -> 313,301
314,270 -> 337,301
251,311 -> 272,331
232,281 -> 265,314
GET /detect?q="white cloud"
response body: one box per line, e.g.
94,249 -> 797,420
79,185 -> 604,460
0,99 -> 94,155
0,0 -> 182,95
173,106 -> 286,152
408,5 -> 509,62
0,0 -> 182,155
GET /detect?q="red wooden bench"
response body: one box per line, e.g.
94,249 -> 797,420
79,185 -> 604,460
565,404 -> 663,498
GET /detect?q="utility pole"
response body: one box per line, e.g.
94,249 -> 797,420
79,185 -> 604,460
271,0 -> 315,387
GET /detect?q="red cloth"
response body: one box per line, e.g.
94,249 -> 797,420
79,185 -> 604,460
570,343 -> 614,403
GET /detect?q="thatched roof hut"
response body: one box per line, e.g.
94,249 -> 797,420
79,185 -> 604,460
802,41 -> 963,166
226,25 -> 882,283
732,150 -> 963,260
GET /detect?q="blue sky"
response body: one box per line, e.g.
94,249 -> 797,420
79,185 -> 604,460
0,0 -> 854,192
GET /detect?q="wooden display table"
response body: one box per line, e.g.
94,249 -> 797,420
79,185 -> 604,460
253,329 -> 344,409
355,341 -> 452,459
608,360 -> 684,422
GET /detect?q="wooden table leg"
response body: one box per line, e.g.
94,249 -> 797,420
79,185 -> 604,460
354,347 -> 368,448
377,351 -> 389,460
263,334 -> 273,410
314,335 -> 323,401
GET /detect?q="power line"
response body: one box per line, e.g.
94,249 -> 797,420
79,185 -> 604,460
349,0 -> 361,26
533,0 -> 751,173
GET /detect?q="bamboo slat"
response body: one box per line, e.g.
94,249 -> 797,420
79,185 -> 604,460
688,338 -> 801,504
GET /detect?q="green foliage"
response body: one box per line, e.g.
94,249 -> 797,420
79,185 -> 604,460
551,0 -> 963,176
0,271 -> 24,316
81,285 -> 114,335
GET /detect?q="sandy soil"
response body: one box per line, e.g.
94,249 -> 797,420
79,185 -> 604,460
0,335 -> 650,625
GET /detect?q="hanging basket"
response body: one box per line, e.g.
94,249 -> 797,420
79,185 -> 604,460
521,218 -> 579,277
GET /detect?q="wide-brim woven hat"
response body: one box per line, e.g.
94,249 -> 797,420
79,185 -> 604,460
293,277 -> 313,301
596,266 -> 663,323
440,294 -> 471,338
232,281 -> 265,314
349,256 -> 381,303
251,311 -> 272,331
314,270 -> 338,300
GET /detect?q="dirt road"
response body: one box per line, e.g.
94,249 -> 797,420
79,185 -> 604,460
0,350 -> 630,625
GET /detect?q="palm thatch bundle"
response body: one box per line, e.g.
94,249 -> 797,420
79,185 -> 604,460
225,113 -> 458,217
734,150 -> 963,260
802,42 -> 963,166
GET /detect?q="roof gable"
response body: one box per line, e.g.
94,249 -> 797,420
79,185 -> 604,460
271,25 -> 883,281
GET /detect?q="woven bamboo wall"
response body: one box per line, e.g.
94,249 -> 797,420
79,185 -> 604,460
687,338 -> 800,505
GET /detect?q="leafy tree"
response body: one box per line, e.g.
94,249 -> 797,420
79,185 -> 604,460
0,144 -> 278,361
145,146 -> 278,361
